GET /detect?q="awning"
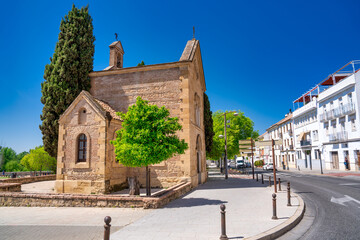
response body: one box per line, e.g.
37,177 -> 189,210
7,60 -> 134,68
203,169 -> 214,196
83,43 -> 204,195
298,131 -> 310,141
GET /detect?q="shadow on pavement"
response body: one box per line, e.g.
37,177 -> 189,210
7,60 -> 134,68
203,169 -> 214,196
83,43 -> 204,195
164,197 -> 227,208
196,178 -> 267,190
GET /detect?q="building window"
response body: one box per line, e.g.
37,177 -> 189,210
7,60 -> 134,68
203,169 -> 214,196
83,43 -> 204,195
77,134 -> 87,162
78,108 -> 87,124
348,93 -> 353,104
313,130 -> 318,141
349,114 -> 356,131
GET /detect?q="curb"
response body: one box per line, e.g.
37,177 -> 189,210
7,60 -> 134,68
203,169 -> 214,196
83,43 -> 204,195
244,192 -> 306,240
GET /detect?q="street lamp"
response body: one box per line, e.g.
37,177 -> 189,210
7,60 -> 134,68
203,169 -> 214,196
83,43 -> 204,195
219,111 -> 239,179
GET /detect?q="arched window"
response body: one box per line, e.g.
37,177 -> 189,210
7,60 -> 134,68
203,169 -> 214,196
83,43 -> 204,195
77,134 -> 87,162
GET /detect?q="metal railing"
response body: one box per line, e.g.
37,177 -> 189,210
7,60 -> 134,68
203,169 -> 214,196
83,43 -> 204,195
300,140 -> 311,146
320,103 -> 355,122
328,131 -> 348,142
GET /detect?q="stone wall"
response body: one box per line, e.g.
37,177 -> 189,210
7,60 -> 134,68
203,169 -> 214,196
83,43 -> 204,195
0,183 -> 21,192
55,97 -> 106,194
0,175 -> 56,184
0,182 -> 191,209
90,64 -> 192,188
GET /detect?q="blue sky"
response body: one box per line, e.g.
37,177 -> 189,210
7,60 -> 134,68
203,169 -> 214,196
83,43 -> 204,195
1,0 -> 360,153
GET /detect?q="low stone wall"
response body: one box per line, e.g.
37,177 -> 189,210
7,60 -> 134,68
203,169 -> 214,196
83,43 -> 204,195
0,183 -> 21,192
0,182 -> 192,209
0,175 -> 56,184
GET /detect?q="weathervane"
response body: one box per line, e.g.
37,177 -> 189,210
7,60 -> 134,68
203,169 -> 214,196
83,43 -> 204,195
115,33 -> 118,41
193,26 -> 195,39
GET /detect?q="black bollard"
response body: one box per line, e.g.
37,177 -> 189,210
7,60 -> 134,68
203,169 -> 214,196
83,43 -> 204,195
269,176 -> 271,187
272,193 -> 278,220
220,204 -> 228,240
287,182 -> 291,206
261,174 -> 264,184
256,173 -> 258,181
278,178 -> 281,191
104,216 -> 111,240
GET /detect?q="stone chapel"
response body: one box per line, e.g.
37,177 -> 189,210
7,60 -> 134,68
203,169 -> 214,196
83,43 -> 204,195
55,38 -> 207,194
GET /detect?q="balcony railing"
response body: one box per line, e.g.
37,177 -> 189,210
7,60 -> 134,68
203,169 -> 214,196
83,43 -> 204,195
300,140 -> 311,147
328,131 -> 348,142
342,103 -> 355,115
289,145 -> 294,150
320,103 -> 356,122
326,110 -> 335,121
320,113 -> 326,122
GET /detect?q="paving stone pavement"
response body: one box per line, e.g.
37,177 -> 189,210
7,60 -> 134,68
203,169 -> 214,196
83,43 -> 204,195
0,207 -> 152,240
110,172 -> 299,240
0,170 -> 299,240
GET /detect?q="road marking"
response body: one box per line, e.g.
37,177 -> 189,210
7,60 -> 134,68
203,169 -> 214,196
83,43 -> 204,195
339,183 -> 360,186
330,195 -> 360,207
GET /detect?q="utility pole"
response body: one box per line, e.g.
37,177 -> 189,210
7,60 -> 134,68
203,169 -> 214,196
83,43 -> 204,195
251,138 -> 255,179
272,139 -> 277,193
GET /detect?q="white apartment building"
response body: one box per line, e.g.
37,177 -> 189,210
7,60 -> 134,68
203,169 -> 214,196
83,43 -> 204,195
317,61 -> 360,171
266,113 -> 295,169
293,97 -> 321,170
278,114 -> 296,169
291,60 -> 360,172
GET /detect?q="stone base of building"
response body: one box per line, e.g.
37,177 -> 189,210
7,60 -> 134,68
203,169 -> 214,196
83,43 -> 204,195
1,182 -> 192,209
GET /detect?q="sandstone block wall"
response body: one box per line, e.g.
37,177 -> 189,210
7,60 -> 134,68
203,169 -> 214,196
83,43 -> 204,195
56,98 -> 106,194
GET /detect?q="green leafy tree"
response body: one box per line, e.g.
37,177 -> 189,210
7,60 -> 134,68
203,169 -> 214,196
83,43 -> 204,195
0,147 -> 17,170
4,160 -> 23,172
112,97 -> 188,195
208,110 -> 259,160
16,151 -> 29,162
137,61 -> 145,67
21,147 -> 57,174
203,93 -> 214,154
40,4 -> 95,157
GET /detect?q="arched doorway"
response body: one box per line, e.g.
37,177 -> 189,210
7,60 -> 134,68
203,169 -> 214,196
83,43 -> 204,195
196,135 -> 202,184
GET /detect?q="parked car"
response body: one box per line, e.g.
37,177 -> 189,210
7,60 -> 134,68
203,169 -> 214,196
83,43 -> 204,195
236,159 -> 246,169
229,160 -> 236,169
263,162 -> 276,171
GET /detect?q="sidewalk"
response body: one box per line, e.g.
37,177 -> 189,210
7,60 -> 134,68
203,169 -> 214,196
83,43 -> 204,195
277,168 -> 360,178
110,169 -> 303,240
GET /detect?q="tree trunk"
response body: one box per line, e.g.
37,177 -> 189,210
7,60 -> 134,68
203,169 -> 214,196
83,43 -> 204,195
128,176 -> 140,196
146,166 -> 151,196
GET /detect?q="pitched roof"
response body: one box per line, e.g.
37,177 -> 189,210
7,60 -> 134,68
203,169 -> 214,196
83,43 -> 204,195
179,39 -> 199,61
94,98 -> 121,121
59,91 -> 121,123
266,113 -> 292,131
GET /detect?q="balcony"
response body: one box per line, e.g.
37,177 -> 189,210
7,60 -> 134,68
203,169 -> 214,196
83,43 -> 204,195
342,103 -> 355,115
328,131 -> 348,142
300,140 -> 311,147
326,110 -> 335,121
321,103 -> 356,122
289,145 -> 294,150
319,113 -> 326,122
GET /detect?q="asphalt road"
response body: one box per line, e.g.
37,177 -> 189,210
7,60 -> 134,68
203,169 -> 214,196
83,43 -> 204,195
258,169 -> 360,240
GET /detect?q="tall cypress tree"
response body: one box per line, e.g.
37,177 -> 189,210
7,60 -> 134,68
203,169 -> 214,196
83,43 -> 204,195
203,93 -> 214,154
40,5 -> 95,157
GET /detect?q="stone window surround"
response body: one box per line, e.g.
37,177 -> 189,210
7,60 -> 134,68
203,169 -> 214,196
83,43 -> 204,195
70,132 -> 91,169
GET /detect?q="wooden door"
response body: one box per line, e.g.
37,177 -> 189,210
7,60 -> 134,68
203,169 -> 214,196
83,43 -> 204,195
331,152 -> 339,169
